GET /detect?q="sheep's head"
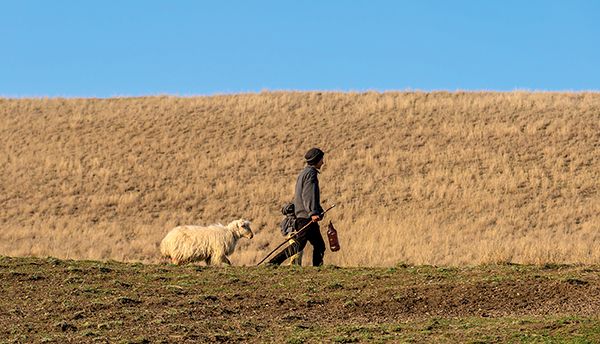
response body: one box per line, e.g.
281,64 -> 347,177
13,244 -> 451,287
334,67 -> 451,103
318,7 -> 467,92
229,219 -> 254,239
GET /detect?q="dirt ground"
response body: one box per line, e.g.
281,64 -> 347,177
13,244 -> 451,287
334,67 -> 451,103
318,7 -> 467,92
1,256 -> 600,343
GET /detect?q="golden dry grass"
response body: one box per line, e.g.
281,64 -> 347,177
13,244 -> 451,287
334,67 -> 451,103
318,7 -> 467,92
0,92 -> 598,266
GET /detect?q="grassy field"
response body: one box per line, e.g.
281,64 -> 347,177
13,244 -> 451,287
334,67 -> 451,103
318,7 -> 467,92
2,256 -> 600,343
0,92 -> 599,266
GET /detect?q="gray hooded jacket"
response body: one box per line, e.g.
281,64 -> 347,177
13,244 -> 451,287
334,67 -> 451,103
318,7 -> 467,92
294,165 -> 324,219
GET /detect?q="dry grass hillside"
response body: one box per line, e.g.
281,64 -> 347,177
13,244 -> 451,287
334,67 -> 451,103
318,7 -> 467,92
0,92 -> 598,266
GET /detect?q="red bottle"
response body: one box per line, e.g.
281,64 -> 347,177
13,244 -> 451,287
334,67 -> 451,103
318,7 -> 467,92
327,221 -> 340,252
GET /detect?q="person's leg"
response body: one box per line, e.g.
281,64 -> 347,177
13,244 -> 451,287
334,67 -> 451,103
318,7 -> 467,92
289,250 -> 303,265
306,223 -> 326,266
287,234 -> 304,266
267,236 -> 307,265
267,218 -> 312,266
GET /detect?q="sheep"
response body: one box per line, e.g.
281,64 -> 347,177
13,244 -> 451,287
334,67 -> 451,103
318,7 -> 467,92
160,219 -> 254,266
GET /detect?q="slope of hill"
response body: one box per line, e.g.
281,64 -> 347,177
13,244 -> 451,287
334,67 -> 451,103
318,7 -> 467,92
0,92 -> 598,266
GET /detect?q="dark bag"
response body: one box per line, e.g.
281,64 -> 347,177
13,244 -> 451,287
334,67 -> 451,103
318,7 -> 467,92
279,202 -> 297,236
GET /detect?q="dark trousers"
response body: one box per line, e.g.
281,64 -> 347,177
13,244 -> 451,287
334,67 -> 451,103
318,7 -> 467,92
268,219 -> 326,266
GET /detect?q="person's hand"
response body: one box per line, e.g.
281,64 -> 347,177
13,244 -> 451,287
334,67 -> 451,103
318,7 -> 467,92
311,215 -> 321,222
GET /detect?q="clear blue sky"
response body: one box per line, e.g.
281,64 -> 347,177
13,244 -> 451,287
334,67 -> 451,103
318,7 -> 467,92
1,1 -> 599,97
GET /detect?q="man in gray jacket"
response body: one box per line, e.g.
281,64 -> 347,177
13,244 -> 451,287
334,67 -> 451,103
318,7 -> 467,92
269,148 -> 327,266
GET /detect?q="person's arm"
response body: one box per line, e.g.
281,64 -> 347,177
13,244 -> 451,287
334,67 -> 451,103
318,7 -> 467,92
302,171 -> 324,221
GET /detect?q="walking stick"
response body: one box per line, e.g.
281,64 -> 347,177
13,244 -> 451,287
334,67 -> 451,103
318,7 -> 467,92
256,204 -> 336,266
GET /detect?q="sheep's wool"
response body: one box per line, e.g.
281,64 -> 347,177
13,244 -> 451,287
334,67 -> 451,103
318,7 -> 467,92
160,219 -> 252,265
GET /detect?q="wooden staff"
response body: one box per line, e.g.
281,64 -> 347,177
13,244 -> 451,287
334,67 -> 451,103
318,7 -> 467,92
256,204 -> 336,266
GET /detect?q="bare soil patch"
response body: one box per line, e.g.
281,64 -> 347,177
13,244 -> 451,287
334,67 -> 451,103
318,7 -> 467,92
2,257 -> 600,343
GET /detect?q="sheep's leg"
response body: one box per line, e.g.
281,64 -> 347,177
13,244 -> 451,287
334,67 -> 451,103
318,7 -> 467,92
221,256 -> 231,266
171,257 -> 179,265
211,255 -> 231,266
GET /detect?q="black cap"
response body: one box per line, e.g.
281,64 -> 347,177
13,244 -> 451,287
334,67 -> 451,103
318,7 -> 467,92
305,148 -> 324,165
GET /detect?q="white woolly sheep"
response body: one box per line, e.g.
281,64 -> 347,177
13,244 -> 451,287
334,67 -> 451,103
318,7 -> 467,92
160,219 -> 254,266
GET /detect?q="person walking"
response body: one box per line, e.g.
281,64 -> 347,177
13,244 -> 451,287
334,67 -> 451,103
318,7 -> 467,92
269,148 -> 327,266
